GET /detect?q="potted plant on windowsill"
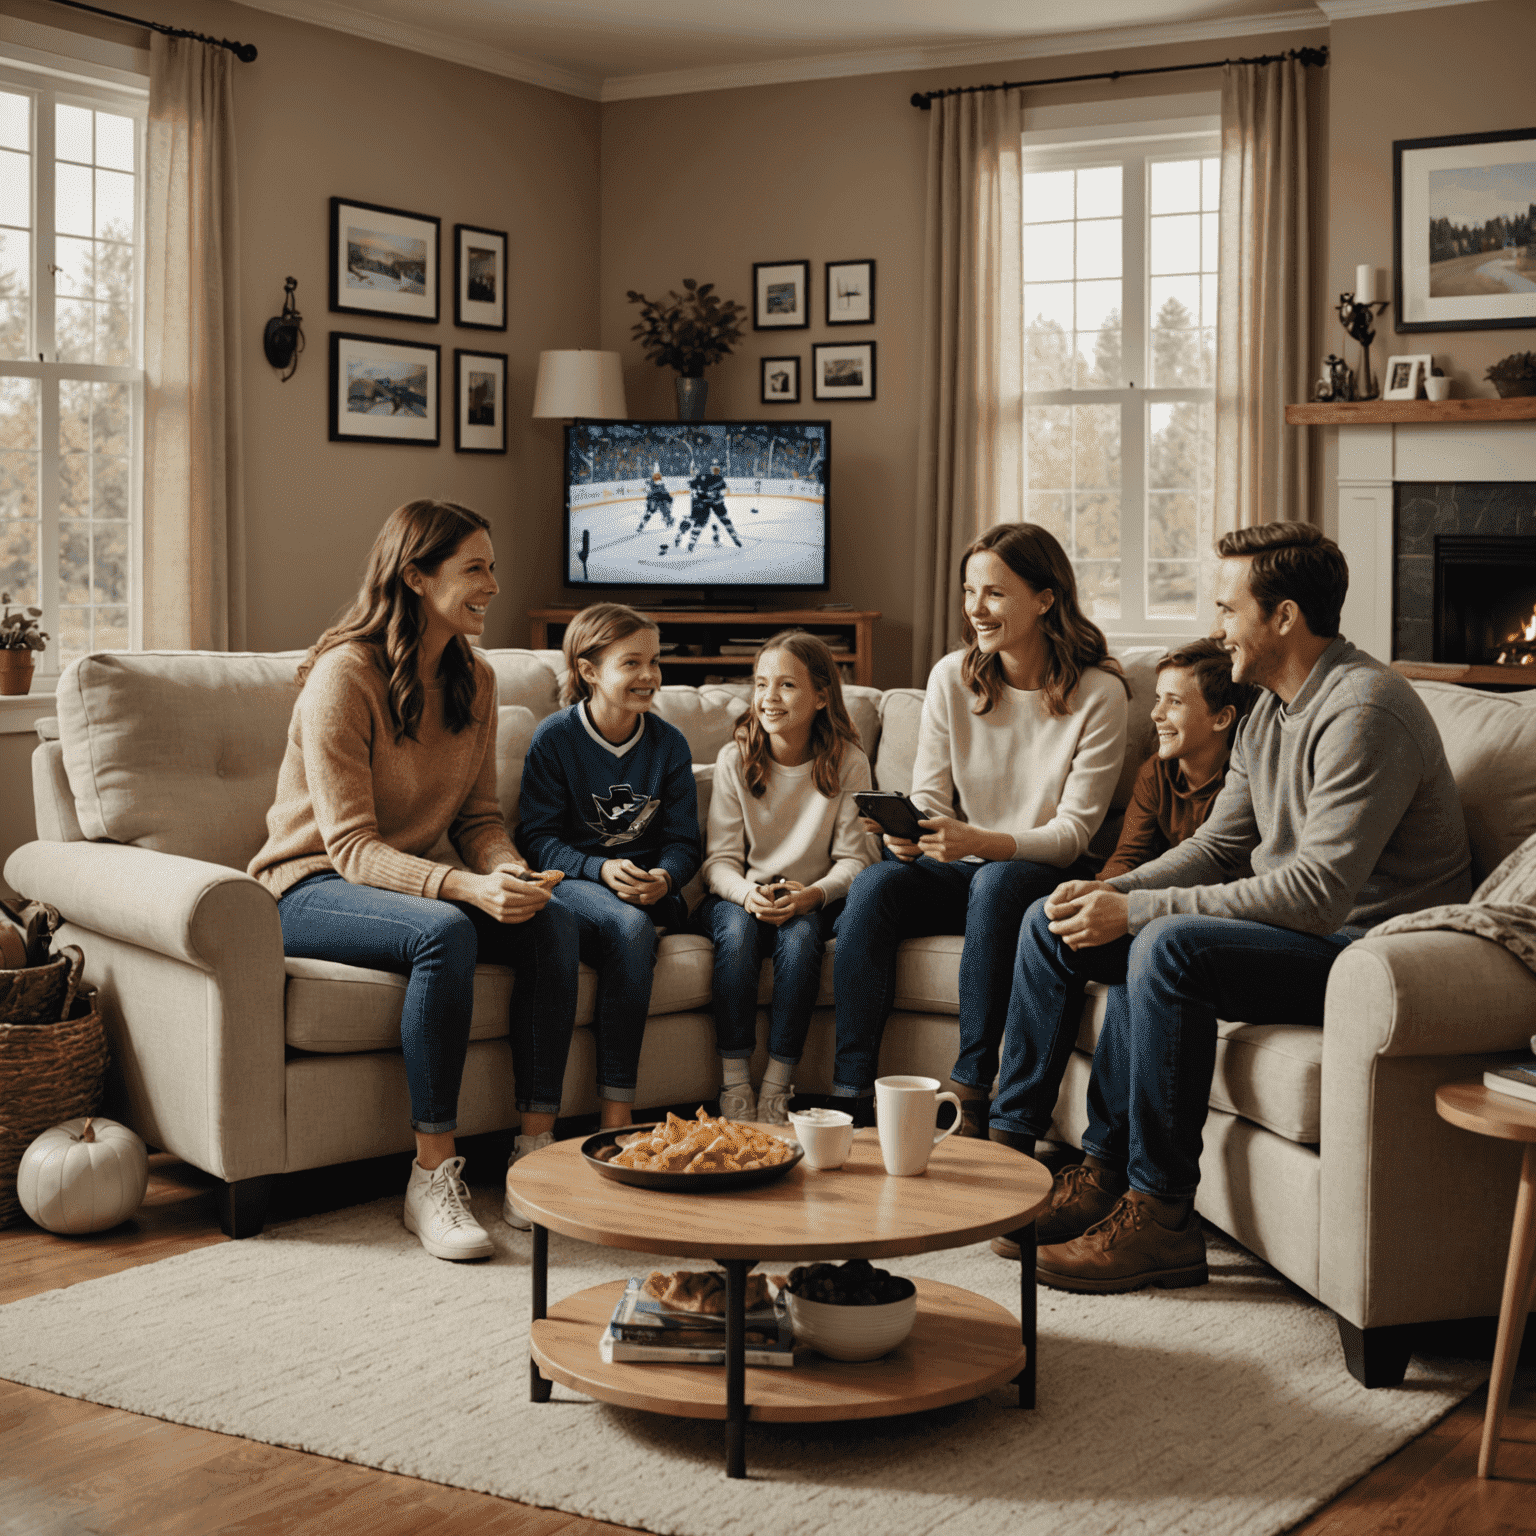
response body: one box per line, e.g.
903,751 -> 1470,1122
0,593 -> 48,696
1486,351 -> 1536,399
626,278 -> 745,421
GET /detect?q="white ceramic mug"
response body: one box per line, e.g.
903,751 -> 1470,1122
875,1075 -> 962,1176
788,1108 -> 856,1170
1424,374 -> 1451,402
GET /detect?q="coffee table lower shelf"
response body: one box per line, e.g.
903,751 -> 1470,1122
531,1276 -> 1026,1423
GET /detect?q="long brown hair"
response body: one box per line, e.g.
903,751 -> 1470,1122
959,522 -> 1130,717
298,499 -> 491,741
734,631 -> 862,799
560,603 -> 661,706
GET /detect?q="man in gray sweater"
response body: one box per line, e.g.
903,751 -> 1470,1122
1007,521 -> 1470,1293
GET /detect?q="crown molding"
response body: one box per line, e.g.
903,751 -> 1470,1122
599,8 -> 1326,104
1315,0 -> 1492,17
236,0 -> 602,99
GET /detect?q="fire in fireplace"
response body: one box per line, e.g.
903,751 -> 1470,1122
1432,535 -> 1536,668
1496,607 -> 1536,667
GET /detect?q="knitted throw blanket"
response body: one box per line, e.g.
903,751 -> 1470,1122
1373,832 -> 1536,974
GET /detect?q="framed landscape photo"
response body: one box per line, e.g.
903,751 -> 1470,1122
1383,353 -> 1431,400
1394,127 -> 1536,332
330,197 -> 440,323
825,259 -> 875,325
454,223 -> 506,331
760,355 -> 800,405
454,348 -> 507,453
753,260 -> 809,330
812,340 -> 876,401
329,332 -> 440,446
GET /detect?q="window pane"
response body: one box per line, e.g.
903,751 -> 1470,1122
0,92 -> 28,153
1148,561 -> 1198,617
1076,218 -> 1121,280
93,523 -> 128,605
1075,492 -> 1120,561
60,379 -> 91,454
0,519 -> 37,605
1076,561 -> 1120,622
59,443 -> 90,517
1202,211 -> 1219,273
94,604 -> 128,651
1027,490 -> 1069,543
1023,169 -> 1074,223
1026,406 -> 1071,487
1148,491 -> 1197,559
1073,404 -> 1120,489
94,454 -> 128,519
98,300 -> 132,366
1023,221 -> 1074,282
1075,280 -> 1120,333
55,235 -> 95,298
94,383 -> 131,457
56,297 -> 94,364
60,520 -> 89,601
1202,156 -> 1220,210
95,112 -> 135,172
1024,281 -> 1073,331
0,376 -> 37,449
1026,327 -> 1073,391
95,169 -> 134,238
1150,158 -> 1200,214
58,606 -> 89,667
0,453 -> 37,520
56,104 -> 93,163
1076,165 -> 1121,219
1082,328 -> 1121,389
55,162 -> 92,237
0,146 -> 28,228
1151,213 -> 1201,275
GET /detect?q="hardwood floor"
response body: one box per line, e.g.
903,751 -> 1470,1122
1,1145 -> 1532,1535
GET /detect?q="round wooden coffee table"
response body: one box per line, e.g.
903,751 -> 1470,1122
506,1127 -> 1052,1478
1436,1082 -> 1536,1479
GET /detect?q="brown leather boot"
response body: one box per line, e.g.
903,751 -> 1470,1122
990,1161 -> 1128,1258
1035,1190 -> 1208,1293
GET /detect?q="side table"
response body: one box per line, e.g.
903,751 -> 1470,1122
1435,1081 -> 1536,1479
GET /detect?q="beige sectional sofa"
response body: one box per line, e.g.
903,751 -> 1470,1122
8,645 -> 1536,1387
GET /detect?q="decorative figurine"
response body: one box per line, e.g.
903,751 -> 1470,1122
1335,290 -> 1390,401
1315,353 -> 1355,402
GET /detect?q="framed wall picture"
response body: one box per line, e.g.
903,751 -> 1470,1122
753,260 -> 809,329
330,197 -> 440,323
454,348 -> 507,452
760,355 -> 800,405
1394,127 -> 1536,332
329,332 -> 440,445
454,223 -> 507,331
812,340 -> 876,401
825,259 -> 875,326
1382,353 -> 1432,400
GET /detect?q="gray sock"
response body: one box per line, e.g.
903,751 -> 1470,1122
761,1059 -> 793,1093
721,1057 -> 751,1088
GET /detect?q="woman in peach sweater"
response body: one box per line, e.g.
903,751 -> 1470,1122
250,500 -> 573,1263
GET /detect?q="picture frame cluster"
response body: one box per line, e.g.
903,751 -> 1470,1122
328,197 -> 509,452
754,258 -> 877,405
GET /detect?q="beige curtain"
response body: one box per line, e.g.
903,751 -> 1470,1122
1214,58 -> 1311,539
912,90 -> 1023,676
143,34 -> 245,650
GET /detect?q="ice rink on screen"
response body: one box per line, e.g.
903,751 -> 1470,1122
569,482 -> 825,586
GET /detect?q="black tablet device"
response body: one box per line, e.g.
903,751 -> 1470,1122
852,791 -> 928,842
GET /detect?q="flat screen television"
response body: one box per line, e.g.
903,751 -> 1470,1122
564,420 -> 830,591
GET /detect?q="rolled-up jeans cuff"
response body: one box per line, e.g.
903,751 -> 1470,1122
830,1084 -> 864,1099
718,1049 -> 754,1061
411,1116 -> 458,1134
769,1053 -> 799,1068
517,1100 -> 562,1117
600,1086 -> 637,1104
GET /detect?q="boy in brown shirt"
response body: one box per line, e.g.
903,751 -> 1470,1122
989,637 -> 1255,1257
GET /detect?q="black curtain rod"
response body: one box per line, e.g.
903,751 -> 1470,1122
910,44 -> 1326,108
43,0 -> 257,61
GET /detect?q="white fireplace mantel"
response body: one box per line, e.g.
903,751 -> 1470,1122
1330,417 -> 1536,661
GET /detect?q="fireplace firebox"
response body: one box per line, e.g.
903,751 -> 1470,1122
1433,535 -> 1536,668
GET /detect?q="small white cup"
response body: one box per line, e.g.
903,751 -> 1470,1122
1424,375 -> 1451,401
788,1108 -> 855,1170
875,1075 -> 962,1177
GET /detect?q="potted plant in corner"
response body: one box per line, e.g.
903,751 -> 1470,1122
1486,351 -> 1536,399
0,593 -> 47,696
626,278 -> 745,421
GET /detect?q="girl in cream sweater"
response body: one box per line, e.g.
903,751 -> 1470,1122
695,631 -> 879,1124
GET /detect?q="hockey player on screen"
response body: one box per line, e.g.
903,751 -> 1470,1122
674,462 -> 742,554
637,470 -> 674,532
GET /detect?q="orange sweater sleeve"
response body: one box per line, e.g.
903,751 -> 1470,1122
1099,756 -> 1167,881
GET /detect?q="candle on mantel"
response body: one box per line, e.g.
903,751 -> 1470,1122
1355,263 -> 1377,304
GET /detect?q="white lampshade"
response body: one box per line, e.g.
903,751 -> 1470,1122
532,350 -> 627,419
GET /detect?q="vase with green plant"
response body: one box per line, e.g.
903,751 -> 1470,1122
0,592 -> 47,696
1486,351 -> 1536,399
626,278 -> 745,421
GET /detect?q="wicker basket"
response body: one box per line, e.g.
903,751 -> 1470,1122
0,946 -> 83,1026
0,983 -> 108,1228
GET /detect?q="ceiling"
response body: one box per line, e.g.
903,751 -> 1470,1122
239,0 -> 1341,101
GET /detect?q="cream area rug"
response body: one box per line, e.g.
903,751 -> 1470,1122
0,1193 -> 1483,1536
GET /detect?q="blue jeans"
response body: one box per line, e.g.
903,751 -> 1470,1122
542,877 -> 687,1103
990,905 -> 1350,1198
694,893 -> 843,1066
830,852 -> 1088,1097
277,871 -> 578,1131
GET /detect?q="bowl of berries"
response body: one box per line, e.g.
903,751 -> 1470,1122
782,1259 -> 917,1361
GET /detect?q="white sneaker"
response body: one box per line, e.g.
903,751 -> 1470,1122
758,1085 -> 793,1125
719,1082 -> 757,1121
403,1156 -> 493,1262
503,1129 -> 554,1230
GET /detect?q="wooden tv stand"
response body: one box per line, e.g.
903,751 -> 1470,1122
529,608 -> 881,686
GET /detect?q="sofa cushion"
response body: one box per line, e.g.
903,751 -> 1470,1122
1413,680 -> 1536,885
495,706 -> 538,834
481,649 -> 562,721
284,932 -> 715,1054
57,650 -> 304,869
650,685 -> 748,762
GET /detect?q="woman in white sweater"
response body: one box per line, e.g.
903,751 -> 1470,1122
696,631 -> 879,1124
831,522 -> 1130,1128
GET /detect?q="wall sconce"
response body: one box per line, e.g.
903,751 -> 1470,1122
263,276 -> 305,382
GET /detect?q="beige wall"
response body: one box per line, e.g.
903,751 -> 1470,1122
599,26 -> 1327,688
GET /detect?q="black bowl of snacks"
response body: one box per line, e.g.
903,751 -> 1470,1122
782,1259 -> 917,1361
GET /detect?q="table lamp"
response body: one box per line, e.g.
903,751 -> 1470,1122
531,350 -> 627,419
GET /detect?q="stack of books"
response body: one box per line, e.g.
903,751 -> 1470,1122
599,1277 -> 795,1367
1484,1056 -> 1536,1106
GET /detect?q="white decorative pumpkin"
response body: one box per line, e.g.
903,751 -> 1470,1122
17,1117 -> 148,1234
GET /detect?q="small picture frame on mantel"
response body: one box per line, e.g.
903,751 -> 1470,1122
1382,353 -> 1431,400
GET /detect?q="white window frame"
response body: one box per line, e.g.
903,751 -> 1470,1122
1021,98 -> 1221,646
0,47 -> 146,723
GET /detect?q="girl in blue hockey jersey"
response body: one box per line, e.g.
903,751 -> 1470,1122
508,603 -> 700,1222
